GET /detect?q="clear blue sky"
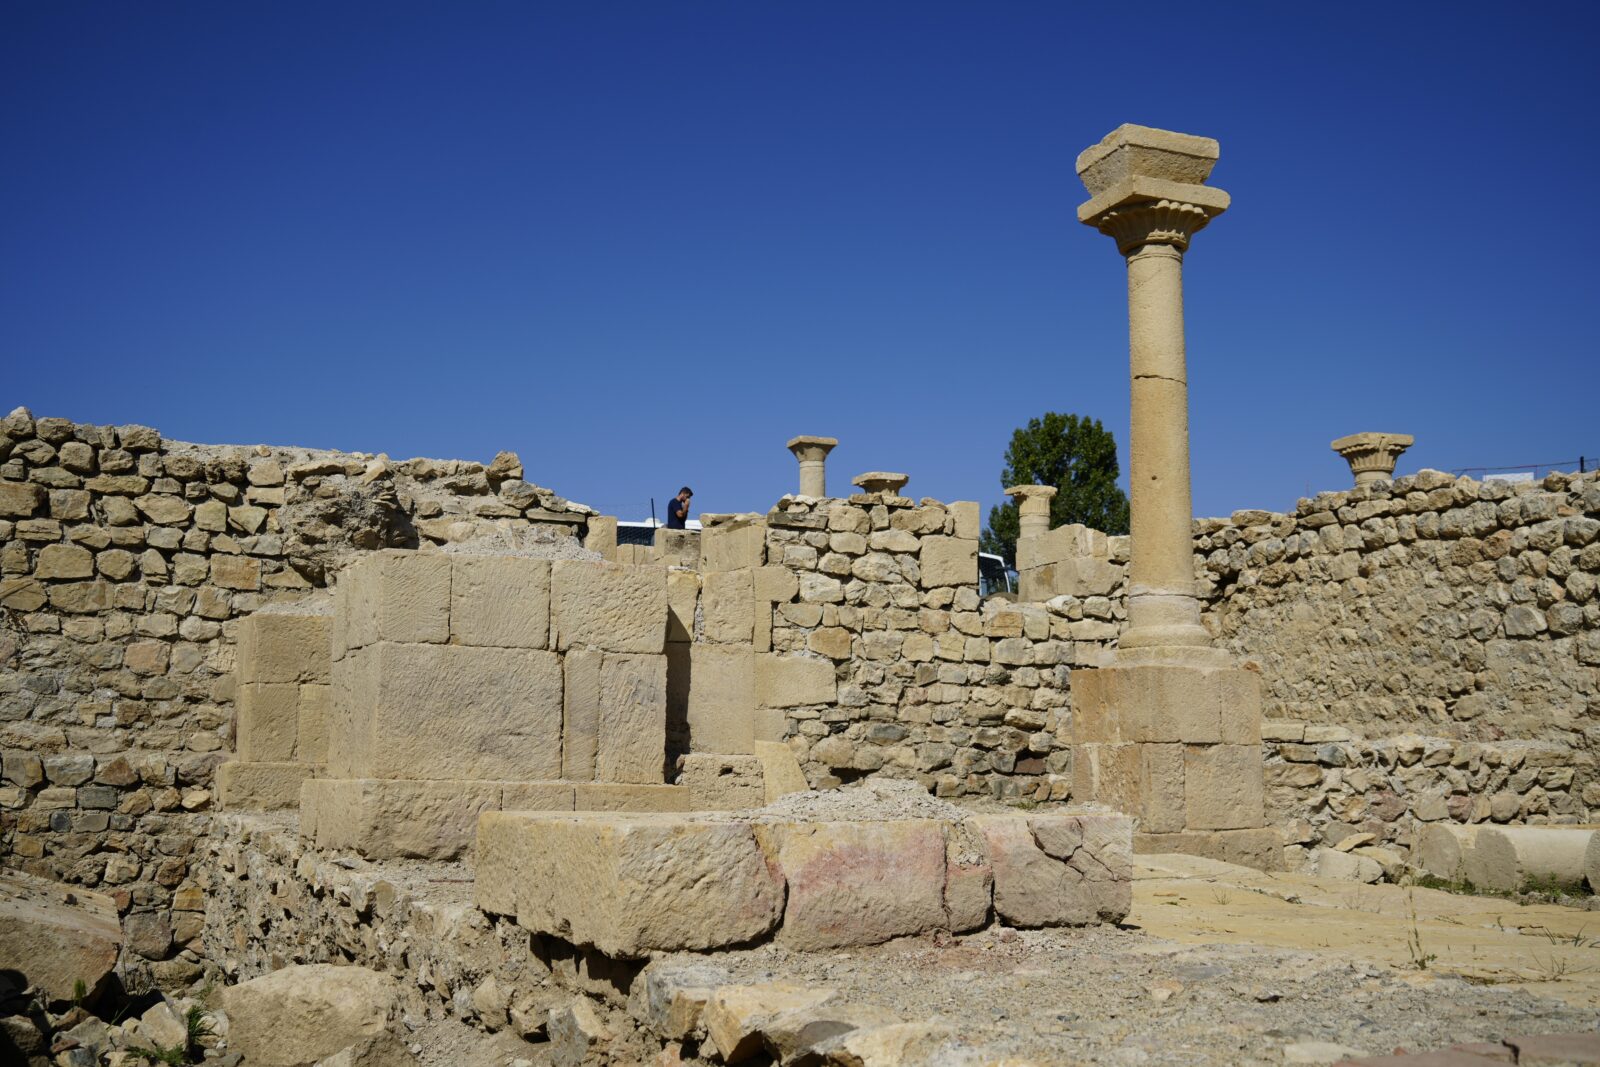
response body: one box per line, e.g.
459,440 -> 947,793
4,3 -> 1596,523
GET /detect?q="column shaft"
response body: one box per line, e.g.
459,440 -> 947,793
1121,243 -> 1208,649
798,460 -> 826,497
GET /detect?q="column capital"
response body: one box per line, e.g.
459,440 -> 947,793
1005,484 -> 1057,507
1331,432 -> 1415,487
1076,125 -> 1229,255
851,471 -> 909,495
786,435 -> 838,461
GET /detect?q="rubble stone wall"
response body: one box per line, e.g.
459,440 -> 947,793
0,408 -> 593,985
758,494 -> 1120,802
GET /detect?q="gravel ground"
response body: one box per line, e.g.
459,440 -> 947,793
667,924 -> 1599,1066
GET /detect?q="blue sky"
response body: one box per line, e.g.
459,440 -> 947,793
4,3 -> 1596,524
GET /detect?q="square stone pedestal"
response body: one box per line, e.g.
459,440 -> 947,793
1072,659 -> 1279,869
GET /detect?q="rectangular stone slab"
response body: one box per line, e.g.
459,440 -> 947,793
301,778 -> 577,860
449,555 -> 550,649
475,812 -> 783,957
597,653 -> 668,784
218,761 -> 316,811
237,612 -> 331,685
340,643 -> 562,781
551,560 -> 668,654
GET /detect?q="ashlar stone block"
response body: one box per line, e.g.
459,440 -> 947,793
597,653 -> 668,784
753,820 -> 949,950
301,778 -> 507,860
701,522 -> 764,573
552,560 -> 667,654
1072,663 -> 1261,745
687,646 -> 758,754
298,683 -> 329,764
1183,744 -> 1265,831
235,683 -> 301,762
474,812 -> 783,957
237,612 -> 331,685
217,761 -> 315,811
755,654 -> 835,709
449,555 -> 550,649
340,643 -> 563,781
342,551 -> 450,649
702,569 -> 755,645
971,812 -> 1131,927
562,650 -> 602,781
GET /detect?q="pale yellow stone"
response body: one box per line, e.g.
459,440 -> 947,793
300,778 -> 505,860
552,560 -> 667,654
917,536 -> 977,589
666,569 -> 699,643
786,436 -> 838,497
237,612 -> 331,685
217,761 -> 314,811
449,555 -> 550,649
753,740 -> 809,801
701,522 -> 764,573
686,646 -> 758,754
755,654 -> 835,708
705,982 -> 837,1063
298,683 -> 329,763
1183,744 -> 1265,831
572,783 -> 690,813
752,565 -> 798,603
562,650 -> 602,781
702,568 -> 755,644
235,682 -> 300,762
597,653 -> 667,784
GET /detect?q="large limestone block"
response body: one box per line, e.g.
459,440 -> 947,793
551,560 -> 668,654
1183,744 -> 1265,831
0,871 -> 121,1004
1132,827 -> 1282,871
328,646 -> 378,778
753,820 -> 949,950
918,536 -> 977,589
702,522 -> 765,573
220,963 -> 397,1067
970,812 -> 1131,926
236,682 -> 302,762
1413,824 -> 1481,883
476,812 -> 783,956
1463,826 -> 1595,893
218,761 -> 315,811
1020,557 -> 1123,600
597,653 -> 668,784
344,644 -> 562,781
703,568 -> 755,645
949,501 -> 980,541
301,778 -> 505,860
238,611 -> 332,684
343,551 -> 451,649
1071,742 -> 1184,833
755,654 -> 835,709
1071,663 -> 1260,745
688,646 -> 758,753
449,555 -> 550,649
562,650 -> 602,781
573,783 -> 690,812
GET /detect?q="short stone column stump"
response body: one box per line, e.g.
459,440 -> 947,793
475,804 -> 1131,958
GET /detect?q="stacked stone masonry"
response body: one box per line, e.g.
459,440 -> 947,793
0,408 -> 600,987
6,403 -> 1600,984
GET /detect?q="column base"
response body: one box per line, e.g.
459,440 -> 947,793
1071,657 -> 1266,838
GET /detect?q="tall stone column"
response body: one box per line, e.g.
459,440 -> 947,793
1005,484 -> 1056,542
1068,125 -> 1276,870
786,436 -> 838,498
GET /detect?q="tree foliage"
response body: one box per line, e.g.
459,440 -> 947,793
980,412 -> 1130,564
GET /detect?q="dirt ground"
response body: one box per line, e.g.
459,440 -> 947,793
405,853 -> 1600,1066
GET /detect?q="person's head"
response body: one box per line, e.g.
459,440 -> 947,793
677,486 -> 693,502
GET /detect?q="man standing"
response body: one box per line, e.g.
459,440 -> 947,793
665,486 -> 693,529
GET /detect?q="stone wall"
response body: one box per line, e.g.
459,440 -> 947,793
0,407 -> 594,986
756,492 -> 1120,802
1199,469 -> 1600,746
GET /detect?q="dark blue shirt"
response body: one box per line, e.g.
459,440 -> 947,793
665,496 -> 689,529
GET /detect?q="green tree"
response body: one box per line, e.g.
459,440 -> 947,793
980,412 -> 1130,564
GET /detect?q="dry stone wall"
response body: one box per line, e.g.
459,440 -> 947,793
0,407 -> 595,986
757,492 -> 1121,802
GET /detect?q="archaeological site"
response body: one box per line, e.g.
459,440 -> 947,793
4,126 -> 1599,1067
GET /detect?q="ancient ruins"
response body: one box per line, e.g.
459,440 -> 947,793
3,125 -> 1599,1066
